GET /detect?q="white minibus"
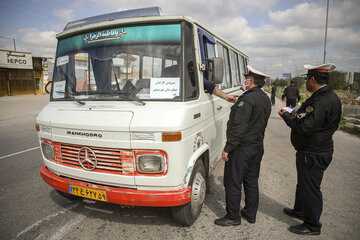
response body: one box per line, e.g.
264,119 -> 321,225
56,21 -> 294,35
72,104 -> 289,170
37,7 -> 249,225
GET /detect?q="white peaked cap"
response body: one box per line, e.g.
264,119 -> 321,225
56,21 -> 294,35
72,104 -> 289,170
244,65 -> 271,78
304,63 -> 336,73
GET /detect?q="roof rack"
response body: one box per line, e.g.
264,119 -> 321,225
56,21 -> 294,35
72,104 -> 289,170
64,7 -> 162,31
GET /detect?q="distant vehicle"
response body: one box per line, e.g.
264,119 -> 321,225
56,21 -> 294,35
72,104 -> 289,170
36,7 -> 249,225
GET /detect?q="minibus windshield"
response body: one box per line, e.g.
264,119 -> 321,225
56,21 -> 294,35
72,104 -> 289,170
52,24 -> 182,102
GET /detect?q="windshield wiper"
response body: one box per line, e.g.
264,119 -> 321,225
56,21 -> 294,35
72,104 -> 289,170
118,92 -> 145,106
55,91 -> 85,105
87,91 -> 145,105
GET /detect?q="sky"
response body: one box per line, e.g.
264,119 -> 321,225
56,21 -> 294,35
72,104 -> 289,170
0,0 -> 359,79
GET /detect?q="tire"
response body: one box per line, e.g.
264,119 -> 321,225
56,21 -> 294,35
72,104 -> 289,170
56,190 -> 82,200
172,160 -> 206,226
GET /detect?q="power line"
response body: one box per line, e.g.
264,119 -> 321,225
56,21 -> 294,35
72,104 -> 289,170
0,2 -> 50,22
6,0 -> 54,19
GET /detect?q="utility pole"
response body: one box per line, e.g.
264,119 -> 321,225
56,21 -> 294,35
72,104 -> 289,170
323,0 -> 329,63
0,36 -> 16,51
281,42 -> 286,78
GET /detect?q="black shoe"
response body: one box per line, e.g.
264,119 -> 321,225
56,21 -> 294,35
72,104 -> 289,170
240,209 -> 255,224
214,217 -> 241,226
288,224 -> 320,235
283,207 -> 304,220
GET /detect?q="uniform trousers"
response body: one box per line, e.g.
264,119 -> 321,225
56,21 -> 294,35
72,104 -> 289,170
293,151 -> 332,231
271,93 -> 276,106
286,98 -> 297,107
224,147 -> 264,221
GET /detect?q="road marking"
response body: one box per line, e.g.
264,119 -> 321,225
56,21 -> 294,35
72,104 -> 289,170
14,203 -> 79,239
84,205 -> 114,214
49,214 -> 86,240
0,146 -> 40,160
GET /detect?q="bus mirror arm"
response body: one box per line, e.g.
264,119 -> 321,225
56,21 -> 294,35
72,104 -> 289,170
205,57 -> 223,84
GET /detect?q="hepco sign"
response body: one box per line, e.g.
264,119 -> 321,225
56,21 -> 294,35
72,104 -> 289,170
0,49 -> 33,69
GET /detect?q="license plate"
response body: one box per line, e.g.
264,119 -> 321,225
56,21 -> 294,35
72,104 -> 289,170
69,185 -> 107,202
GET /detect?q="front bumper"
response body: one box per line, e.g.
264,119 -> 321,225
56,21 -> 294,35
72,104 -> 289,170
40,165 -> 191,207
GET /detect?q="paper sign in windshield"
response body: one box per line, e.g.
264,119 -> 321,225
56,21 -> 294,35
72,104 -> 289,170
53,80 -> 66,99
56,55 -> 69,66
150,78 -> 180,99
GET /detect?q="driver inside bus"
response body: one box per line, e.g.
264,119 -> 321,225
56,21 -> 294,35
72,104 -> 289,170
161,64 -> 237,103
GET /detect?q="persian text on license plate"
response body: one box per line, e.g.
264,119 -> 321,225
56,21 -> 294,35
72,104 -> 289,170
69,185 -> 107,202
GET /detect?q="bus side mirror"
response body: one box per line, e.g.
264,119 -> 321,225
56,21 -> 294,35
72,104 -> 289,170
206,57 -> 223,84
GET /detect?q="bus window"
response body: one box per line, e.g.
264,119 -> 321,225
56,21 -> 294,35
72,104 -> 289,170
216,43 -> 231,89
239,55 -> 246,83
204,37 -> 215,58
184,22 -> 198,100
223,47 -> 231,89
230,50 -> 240,87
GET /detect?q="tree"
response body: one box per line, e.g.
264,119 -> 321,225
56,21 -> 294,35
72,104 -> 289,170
292,76 -> 305,88
329,71 -> 346,90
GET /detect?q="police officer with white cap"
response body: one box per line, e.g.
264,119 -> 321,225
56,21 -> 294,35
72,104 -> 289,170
278,63 -> 341,235
214,65 -> 271,226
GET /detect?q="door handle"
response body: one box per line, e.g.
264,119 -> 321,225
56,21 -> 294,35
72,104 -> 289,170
217,105 -> 223,111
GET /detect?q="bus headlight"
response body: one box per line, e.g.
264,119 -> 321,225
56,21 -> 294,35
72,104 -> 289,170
41,139 -> 54,160
136,154 -> 165,173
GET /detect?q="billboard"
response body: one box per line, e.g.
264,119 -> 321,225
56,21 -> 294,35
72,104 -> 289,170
0,50 -> 33,69
283,73 -> 291,78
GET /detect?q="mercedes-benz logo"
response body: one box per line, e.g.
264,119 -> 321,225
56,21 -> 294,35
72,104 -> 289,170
78,147 -> 97,171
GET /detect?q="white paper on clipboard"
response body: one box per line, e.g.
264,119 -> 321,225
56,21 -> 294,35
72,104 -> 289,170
283,105 -> 301,113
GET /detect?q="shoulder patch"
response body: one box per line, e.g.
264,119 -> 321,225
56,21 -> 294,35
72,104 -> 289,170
297,112 -> 307,119
238,101 -> 245,107
306,106 -> 314,113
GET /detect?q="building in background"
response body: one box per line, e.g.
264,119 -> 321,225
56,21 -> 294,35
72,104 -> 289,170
346,72 -> 355,85
0,49 -> 50,96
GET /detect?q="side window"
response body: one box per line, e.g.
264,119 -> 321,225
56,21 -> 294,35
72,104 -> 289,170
184,23 -> 198,100
198,28 -> 217,94
223,47 -> 231,89
216,44 -> 223,89
204,37 -> 216,58
216,43 -> 231,89
230,50 -> 240,87
203,36 -> 216,82
238,55 -> 246,83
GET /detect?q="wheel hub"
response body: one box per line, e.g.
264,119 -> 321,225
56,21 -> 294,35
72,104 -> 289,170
191,172 -> 206,211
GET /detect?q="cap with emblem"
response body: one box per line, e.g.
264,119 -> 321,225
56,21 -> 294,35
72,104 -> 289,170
243,65 -> 270,79
304,63 -> 336,73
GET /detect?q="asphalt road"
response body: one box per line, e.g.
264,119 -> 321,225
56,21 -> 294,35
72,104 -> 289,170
0,94 -> 359,240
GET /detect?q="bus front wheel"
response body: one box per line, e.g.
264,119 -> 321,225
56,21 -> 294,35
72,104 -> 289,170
172,160 -> 206,226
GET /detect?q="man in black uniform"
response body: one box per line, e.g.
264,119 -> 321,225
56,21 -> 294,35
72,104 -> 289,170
214,65 -> 271,226
271,83 -> 277,106
282,80 -> 301,107
278,63 -> 341,235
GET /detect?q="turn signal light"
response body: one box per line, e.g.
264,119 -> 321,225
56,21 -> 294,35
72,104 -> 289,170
35,124 -> 40,132
162,132 -> 182,142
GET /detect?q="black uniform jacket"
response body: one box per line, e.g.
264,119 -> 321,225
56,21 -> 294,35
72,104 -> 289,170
271,86 -> 277,94
282,85 -> 341,153
224,87 -> 271,153
282,85 -> 301,101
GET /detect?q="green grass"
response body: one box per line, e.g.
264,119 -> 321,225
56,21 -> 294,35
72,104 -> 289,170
339,117 -> 360,137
